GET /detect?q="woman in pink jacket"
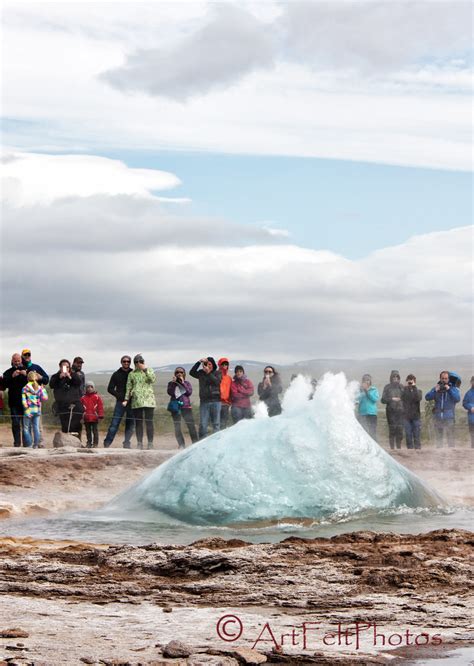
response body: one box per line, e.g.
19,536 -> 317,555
230,365 -> 254,423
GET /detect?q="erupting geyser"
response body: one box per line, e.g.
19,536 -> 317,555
107,373 -> 444,525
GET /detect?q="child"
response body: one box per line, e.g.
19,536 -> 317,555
22,371 -> 48,448
81,381 -> 104,448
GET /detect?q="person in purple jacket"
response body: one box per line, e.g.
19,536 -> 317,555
230,365 -> 254,423
167,367 -> 198,449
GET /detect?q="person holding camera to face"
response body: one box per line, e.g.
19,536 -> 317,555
3,353 -> 29,446
167,367 -> 198,449
425,371 -> 461,448
189,357 -> 221,439
401,374 -> 423,449
50,359 -> 84,439
381,370 -> 405,450
123,354 -> 156,449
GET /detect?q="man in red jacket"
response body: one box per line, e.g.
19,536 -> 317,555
81,381 -> 104,448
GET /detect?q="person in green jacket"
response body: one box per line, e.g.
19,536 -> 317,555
123,354 -> 156,449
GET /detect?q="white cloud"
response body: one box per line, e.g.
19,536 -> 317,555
0,152 -> 183,206
1,3 -> 472,171
1,151 -> 471,369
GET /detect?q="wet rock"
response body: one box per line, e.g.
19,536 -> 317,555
80,658 -> 97,664
163,640 -> 192,658
0,629 -> 29,639
232,647 -> 267,664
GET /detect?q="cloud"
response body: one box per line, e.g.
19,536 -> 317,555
2,7 -> 472,171
282,1 -> 472,73
102,4 -> 275,100
102,1 -> 473,100
1,175 -> 471,368
1,152 -> 183,206
0,151 -> 290,252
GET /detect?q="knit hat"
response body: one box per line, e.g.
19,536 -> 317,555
361,374 -> 372,383
133,354 -> 144,364
85,381 -> 95,389
22,348 -> 31,356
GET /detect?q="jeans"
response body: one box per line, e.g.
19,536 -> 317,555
199,401 -> 221,439
434,419 -> 455,448
133,407 -> 154,447
358,414 -> 377,442
220,404 -> 230,429
10,405 -> 23,446
404,418 -> 421,449
104,401 -> 135,447
469,423 -> 474,448
231,406 -> 253,423
85,422 -> 99,447
172,408 -> 198,448
23,414 -> 41,447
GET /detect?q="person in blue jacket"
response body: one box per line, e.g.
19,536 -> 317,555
425,370 -> 461,448
462,375 -> 474,448
357,373 -> 379,442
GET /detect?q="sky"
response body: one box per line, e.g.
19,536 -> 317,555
1,0 -> 472,371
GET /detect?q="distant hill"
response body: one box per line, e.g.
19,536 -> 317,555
91,355 -> 473,391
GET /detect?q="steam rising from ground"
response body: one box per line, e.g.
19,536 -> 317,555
107,373 -> 444,526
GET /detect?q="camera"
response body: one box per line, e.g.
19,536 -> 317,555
438,381 -> 449,392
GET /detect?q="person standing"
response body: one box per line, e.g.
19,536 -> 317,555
49,359 -> 84,439
72,357 -> 86,396
81,381 -> 104,448
20,349 -> 49,386
21,371 -> 48,448
103,356 -> 134,448
3,353 -> 28,446
425,371 -> 461,448
230,365 -> 254,423
190,357 -> 221,439
123,354 -> 156,449
167,367 -> 198,449
401,374 -> 423,450
357,373 -> 379,442
381,370 -> 405,449
462,375 -> 474,448
257,366 -> 282,417
217,358 -> 232,428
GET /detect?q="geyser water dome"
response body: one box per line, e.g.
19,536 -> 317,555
107,373 -> 444,525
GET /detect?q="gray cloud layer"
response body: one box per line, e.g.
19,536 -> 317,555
103,4 -> 275,100
103,1 -> 472,99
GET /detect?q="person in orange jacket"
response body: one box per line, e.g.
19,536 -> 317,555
218,358 -> 232,428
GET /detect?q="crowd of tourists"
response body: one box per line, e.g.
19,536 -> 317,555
1,350 -> 473,450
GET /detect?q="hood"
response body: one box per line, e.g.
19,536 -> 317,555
390,370 -> 401,382
207,357 -> 218,372
218,357 -> 229,374
24,383 -> 40,395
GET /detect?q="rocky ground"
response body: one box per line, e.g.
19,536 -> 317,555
0,436 -> 472,664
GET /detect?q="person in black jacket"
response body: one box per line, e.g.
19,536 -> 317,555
258,366 -> 283,417
3,353 -> 28,446
401,374 -> 423,449
381,370 -> 404,449
103,356 -> 134,448
190,357 -> 221,439
49,359 -> 84,439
